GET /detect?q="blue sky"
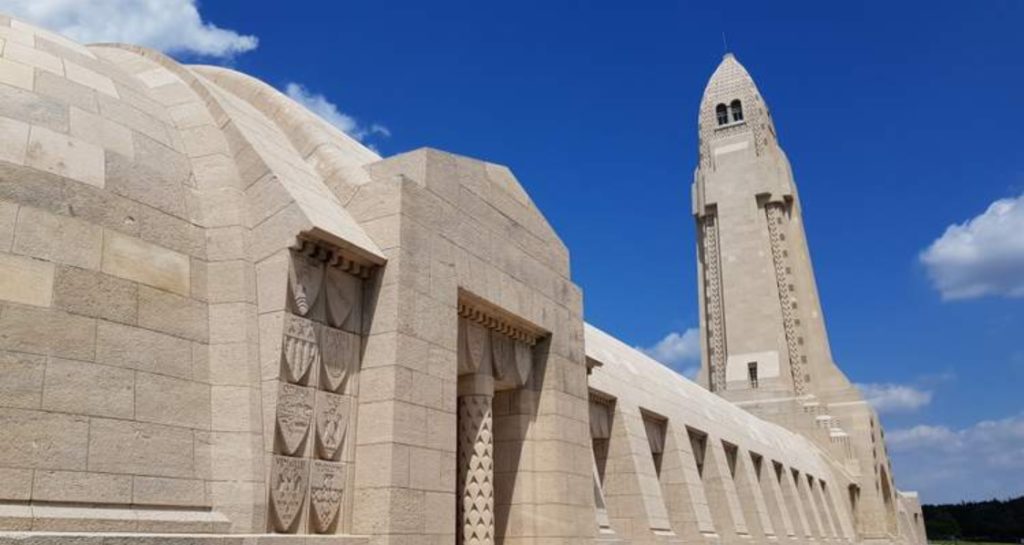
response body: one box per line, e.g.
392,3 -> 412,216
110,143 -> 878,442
6,0 -> 1022,504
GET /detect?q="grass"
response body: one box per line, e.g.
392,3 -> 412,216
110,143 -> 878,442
930,541 -> 1017,545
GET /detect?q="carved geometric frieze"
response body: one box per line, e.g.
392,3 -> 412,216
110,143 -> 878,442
270,455 -> 309,533
320,326 -> 358,394
275,382 -> 315,456
458,299 -> 542,347
314,390 -> 350,462
309,460 -> 346,534
457,394 -> 495,545
282,313 -> 319,384
292,237 -> 374,280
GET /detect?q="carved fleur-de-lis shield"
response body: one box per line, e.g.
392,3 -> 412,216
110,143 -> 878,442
270,456 -> 308,533
275,383 -> 314,456
315,391 -> 349,461
324,266 -> 355,329
309,460 -> 345,534
282,314 -> 319,384
319,326 -> 357,394
289,252 -> 324,316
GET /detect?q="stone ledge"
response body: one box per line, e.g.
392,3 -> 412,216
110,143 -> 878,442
0,534 -> 369,545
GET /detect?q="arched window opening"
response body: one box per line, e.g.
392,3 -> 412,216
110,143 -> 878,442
730,99 -> 744,122
716,103 -> 728,126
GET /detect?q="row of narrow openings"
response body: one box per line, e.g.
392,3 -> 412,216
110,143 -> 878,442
591,392 -> 857,539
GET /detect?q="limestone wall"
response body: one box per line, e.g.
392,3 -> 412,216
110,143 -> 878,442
586,323 -> 859,545
0,14 -> 924,545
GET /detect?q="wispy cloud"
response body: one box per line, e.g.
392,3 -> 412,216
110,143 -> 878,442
1,0 -> 258,58
888,413 -> 1024,502
638,328 -> 701,378
856,382 -> 933,414
284,83 -> 390,147
920,193 -> 1024,300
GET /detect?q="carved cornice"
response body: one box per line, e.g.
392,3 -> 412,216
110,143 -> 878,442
457,291 -> 546,346
292,237 -> 375,279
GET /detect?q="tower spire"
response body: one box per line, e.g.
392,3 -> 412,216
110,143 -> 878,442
692,55 -> 847,400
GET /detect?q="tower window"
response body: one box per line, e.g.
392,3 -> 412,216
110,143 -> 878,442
716,103 -> 728,125
730,99 -> 744,122
748,361 -> 759,389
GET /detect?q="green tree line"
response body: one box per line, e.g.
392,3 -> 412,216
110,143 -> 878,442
924,496 -> 1024,542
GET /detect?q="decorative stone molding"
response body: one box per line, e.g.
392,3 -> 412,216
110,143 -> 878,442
292,237 -> 375,280
457,294 -> 545,347
765,202 -> 808,395
699,212 -> 727,392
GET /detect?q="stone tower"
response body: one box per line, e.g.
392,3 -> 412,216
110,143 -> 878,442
693,53 -> 851,401
693,54 -> 912,542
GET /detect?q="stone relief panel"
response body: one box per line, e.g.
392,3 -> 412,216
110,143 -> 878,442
314,390 -> 349,462
764,202 -> 807,395
270,455 -> 309,533
309,460 -> 346,534
268,244 -> 367,534
275,382 -> 315,456
700,212 -> 728,392
282,313 -> 319,385
458,394 -> 495,545
320,326 -> 357,395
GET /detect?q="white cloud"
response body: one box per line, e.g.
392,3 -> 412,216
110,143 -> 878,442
1,0 -> 258,58
887,413 -> 1024,502
856,382 -> 933,414
639,328 -> 701,377
285,83 -> 390,145
920,193 -> 1024,300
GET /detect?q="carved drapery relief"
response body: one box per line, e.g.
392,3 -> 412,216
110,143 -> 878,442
458,394 -> 495,545
269,244 -> 367,534
589,396 -> 614,532
765,202 -> 807,395
490,330 -> 533,388
459,318 -> 492,376
320,326 -> 357,394
700,212 -> 727,392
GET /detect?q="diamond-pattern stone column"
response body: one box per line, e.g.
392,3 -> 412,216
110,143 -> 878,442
458,374 -> 494,545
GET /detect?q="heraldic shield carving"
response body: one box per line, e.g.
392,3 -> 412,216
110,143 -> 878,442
275,383 -> 314,456
270,456 -> 309,533
282,313 -> 320,384
315,390 -> 350,461
310,460 -> 346,533
320,326 -> 357,394
268,242 -> 366,534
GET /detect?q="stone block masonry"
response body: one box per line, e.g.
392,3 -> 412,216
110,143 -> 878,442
0,14 -> 924,545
